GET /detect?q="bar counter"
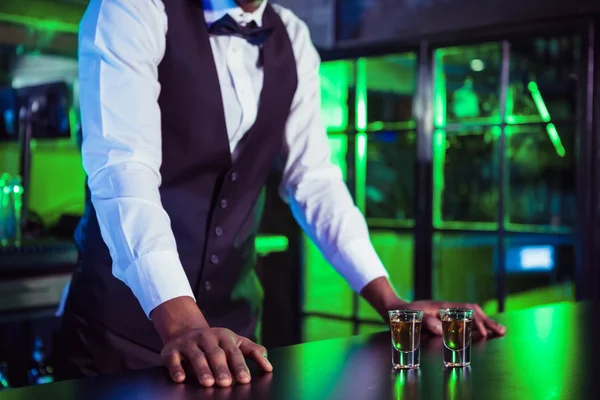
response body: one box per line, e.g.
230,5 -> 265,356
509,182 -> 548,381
2,302 -> 599,400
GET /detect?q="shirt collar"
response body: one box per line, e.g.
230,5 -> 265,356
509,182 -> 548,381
203,0 -> 268,28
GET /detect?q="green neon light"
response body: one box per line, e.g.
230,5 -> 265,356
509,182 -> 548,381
366,218 -> 415,228
432,50 -> 448,228
506,115 -> 547,124
355,133 -> 367,213
505,85 -> 515,124
434,52 -> 447,129
527,81 -> 565,157
527,82 -> 551,122
545,123 -> 566,157
435,221 -> 498,231
366,121 -> 416,132
435,220 -> 572,234
356,58 -> 367,131
506,223 -> 572,234
255,235 -> 288,256
0,13 -> 78,34
354,58 -> 367,213
433,130 -> 446,228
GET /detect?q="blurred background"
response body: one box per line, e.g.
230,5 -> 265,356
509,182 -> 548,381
0,0 -> 599,389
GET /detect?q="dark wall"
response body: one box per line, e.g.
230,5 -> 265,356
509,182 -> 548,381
336,0 -> 600,45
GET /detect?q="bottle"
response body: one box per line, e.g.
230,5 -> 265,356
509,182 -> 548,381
0,361 -> 11,390
10,175 -> 23,245
12,176 -> 23,246
0,174 -> 23,246
0,173 -> 11,245
28,337 -> 54,385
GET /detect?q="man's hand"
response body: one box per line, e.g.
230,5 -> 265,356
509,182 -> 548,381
408,300 -> 506,338
360,277 -> 506,338
151,297 -> 272,387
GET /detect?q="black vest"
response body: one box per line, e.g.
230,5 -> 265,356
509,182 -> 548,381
69,1 -> 298,351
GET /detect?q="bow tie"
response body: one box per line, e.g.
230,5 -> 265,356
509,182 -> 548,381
208,14 -> 273,46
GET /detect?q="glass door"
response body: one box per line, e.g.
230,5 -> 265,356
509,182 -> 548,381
431,31 -> 583,313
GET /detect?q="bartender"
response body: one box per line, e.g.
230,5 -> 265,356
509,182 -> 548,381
57,0 -> 506,388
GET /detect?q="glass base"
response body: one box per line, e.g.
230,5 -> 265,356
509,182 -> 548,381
392,346 -> 420,370
443,345 -> 471,368
444,361 -> 471,368
393,363 -> 420,370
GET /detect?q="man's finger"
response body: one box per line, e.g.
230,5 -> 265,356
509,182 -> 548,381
464,304 -> 485,337
182,346 -> 214,387
422,314 -> 442,335
473,315 -> 488,337
473,305 -> 506,336
161,350 -> 186,383
203,346 -> 232,387
220,340 -> 251,384
484,318 -> 506,336
239,339 -> 273,372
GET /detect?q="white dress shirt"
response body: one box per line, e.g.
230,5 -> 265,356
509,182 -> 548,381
77,0 -> 389,318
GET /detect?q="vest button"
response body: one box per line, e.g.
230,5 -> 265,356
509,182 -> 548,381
204,281 -> 212,291
220,199 -> 228,208
215,227 -> 223,237
210,254 -> 219,264
230,172 -> 238,182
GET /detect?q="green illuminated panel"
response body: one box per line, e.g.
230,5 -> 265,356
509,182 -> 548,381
358,231 -> 414,320
0,141 -> 85,227
255,235 -> 288,256
506,124 -> 576,228
363,53 -> 416,129
432,232 -> 497,312
508,35 -> 580,124
434,232 -> 576,314
365,131 -> 416,223
0,0 -> 84,34
358,323 -> 386,335
302,235 -> 354,317
303,316 -> 353,343
482,283 -> 575,314
433,44 -> 503,230
433,38 -> 579,232
433,127 -> 500,228
434,43 -> 503,127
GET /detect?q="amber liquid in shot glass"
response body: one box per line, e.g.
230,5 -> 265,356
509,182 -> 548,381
440,308 -> 474,368
389,310 -> 423,370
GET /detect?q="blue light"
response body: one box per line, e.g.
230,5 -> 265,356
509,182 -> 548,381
375,131 -> 397,143
519,246 -> 554,270
505,245 -> 555,273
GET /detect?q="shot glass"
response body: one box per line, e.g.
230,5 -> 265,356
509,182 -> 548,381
388,310 -> 423,370
439,308 -> 474,368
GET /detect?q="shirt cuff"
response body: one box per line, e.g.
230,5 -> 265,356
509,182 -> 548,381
120,250 -> 196,318
330,239 -> 389,293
